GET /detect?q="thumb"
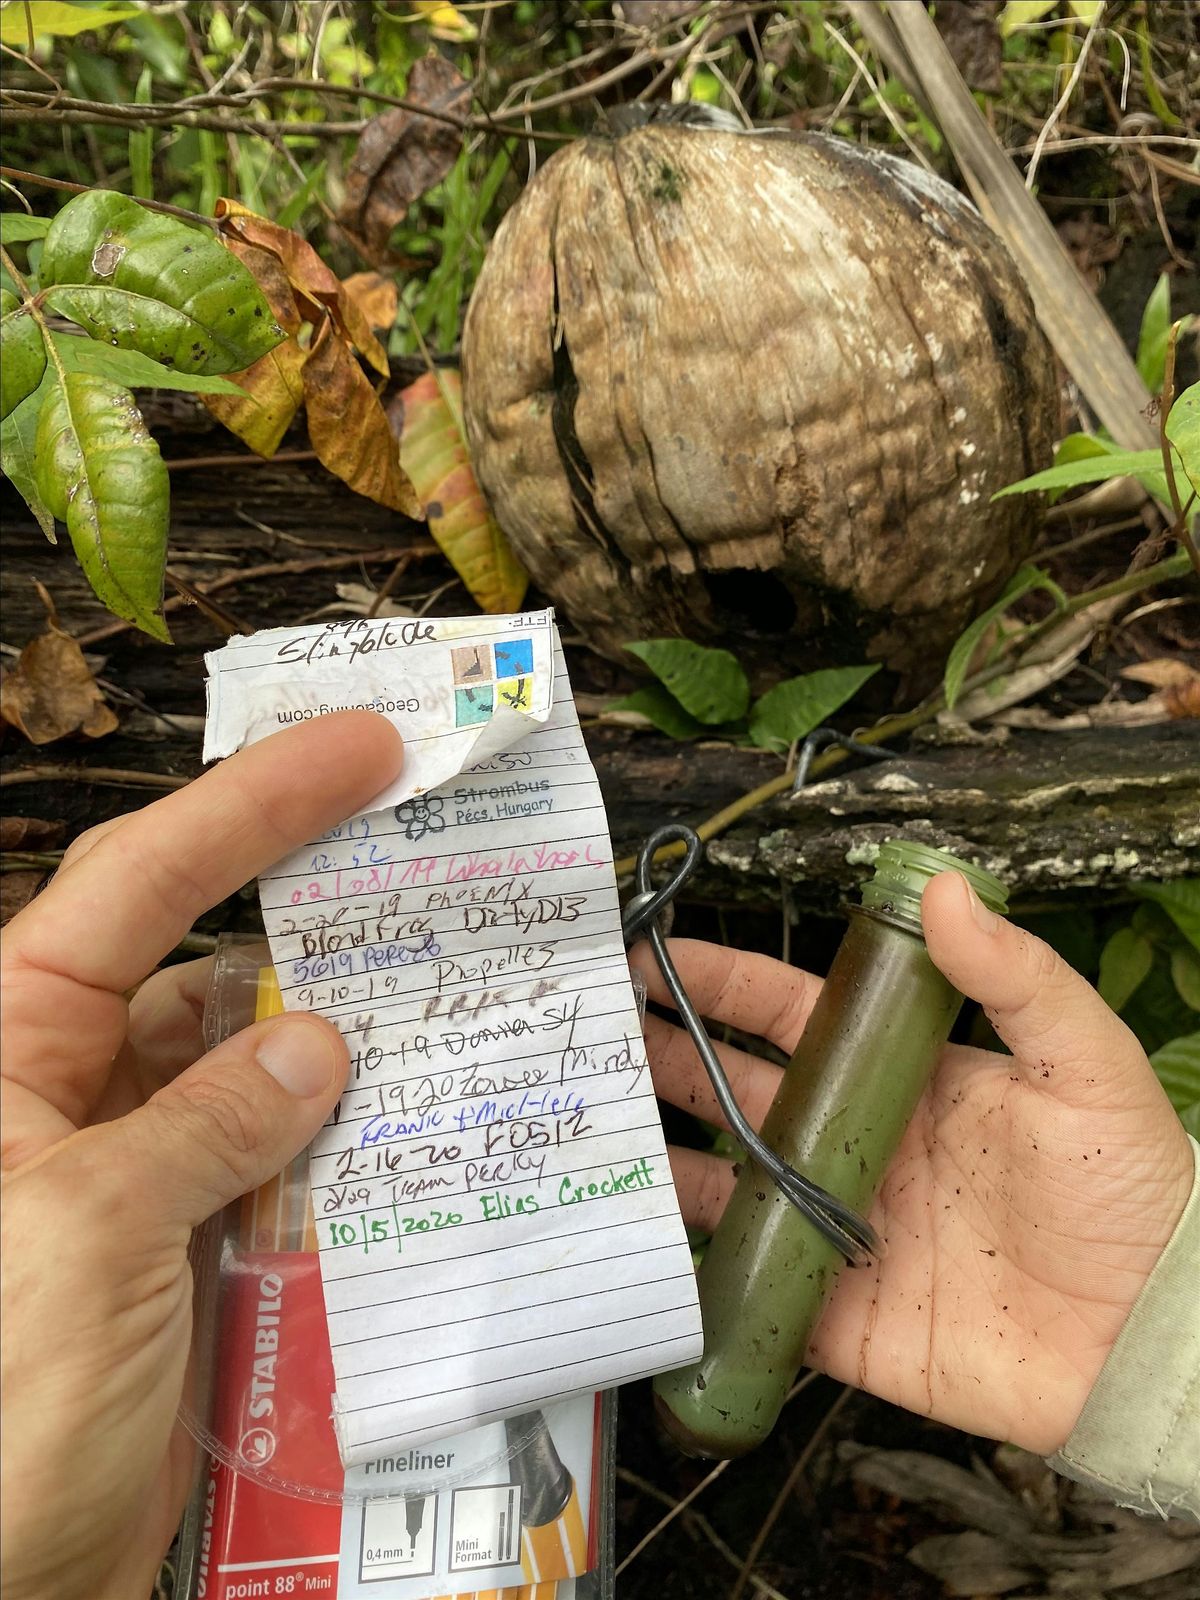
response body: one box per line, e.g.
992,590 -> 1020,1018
921,870 -> 1156,1109
109,1012 -> 347,1235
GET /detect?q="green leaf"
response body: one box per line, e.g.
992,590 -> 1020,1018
129,64 -> 155,202
608,685 -> 705,741
1097,927 -> 1153,1013
1132,880 -> 1200,954
40,189 -> 283,375
749,664 -> 880,754
1164,382 -> 1199,500
625,639 -> 750,725
992,449 -> 1167,499
0,213 -> 52,244
51,332 -> 244,394
998,1 -> 1059,36
943,565 -> 1064,710
1136,274 -> 1172,393
0,1 -> 140,46
34,370 -> 170,640
1171,945 -> 1200,1013
1136,19 -> 1181,128
0,292 -> 47,420
1149,1032 -> 1200,1137
0,370 -> 55,539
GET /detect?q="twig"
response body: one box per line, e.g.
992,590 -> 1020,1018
615,1468 -> 793,1600
0,164 -> 217,227
74,543 -> 440,648
1024,3 -> 1103,191
616,1457 -> 731,1577
730,1386 -> 853,1600
0,766 -> 189,790
163,448 -> 319,471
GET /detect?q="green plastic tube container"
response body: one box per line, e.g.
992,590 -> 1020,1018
654,839 -> 1007,1458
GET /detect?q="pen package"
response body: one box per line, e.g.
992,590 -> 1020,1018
175,938 -> 614,1600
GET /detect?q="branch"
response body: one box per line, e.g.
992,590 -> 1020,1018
0,164 -> 217,228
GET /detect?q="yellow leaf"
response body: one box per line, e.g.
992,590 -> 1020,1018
397,370 -> 528,614
202,239 -> 306,456
998,1 -> 1060,36
303,321 -> 420,516
342,271 -> 400,333
413,0 -> 477,41
0,1 -> 139,47
1066,1 -> 1103,22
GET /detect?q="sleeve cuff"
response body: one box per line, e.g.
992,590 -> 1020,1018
1046,1133 -> 1200,1521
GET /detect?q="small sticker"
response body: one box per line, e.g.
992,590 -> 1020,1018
497,676 -> 532,712
495,638 -> 534,678
452,644 -> 491,685
455,685 -> 494,727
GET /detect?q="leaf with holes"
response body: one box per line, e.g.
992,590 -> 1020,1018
34,371 -> 170,640
1,290 -> 46,419
200,237 -> 307,456
51,331 -> 244,394
303,322 -> 419,517
40,190 -> 282,375
396,369 -> 526,612
214,199 -> 388,376
749,664 -> 880,754
625,639 -> 750,725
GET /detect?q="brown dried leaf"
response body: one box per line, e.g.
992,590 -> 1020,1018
337,55 -> 470,258
343,271 -> 400,333
215,201 -> 389,377
302,321 -> 420,517
0,816 -> 65,851
907,1530 -> 1038,1596
1122,657 -> 1200,691
1165,676 -> 1200,719
0,623 -> 119,745
202,238 -> 307,456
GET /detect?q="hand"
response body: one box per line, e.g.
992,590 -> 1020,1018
0,712 -> 404,1600
634,872 -> 1194,1455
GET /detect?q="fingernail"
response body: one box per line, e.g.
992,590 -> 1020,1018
962,874 -> 1002,935
257,1018 -> 338,1098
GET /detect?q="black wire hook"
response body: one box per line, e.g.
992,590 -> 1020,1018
623,786 -> 883,1268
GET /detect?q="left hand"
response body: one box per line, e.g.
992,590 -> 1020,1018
633,878 -> 1192,1455
0,712 -> 403,1600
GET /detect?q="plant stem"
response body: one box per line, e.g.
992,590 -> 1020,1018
0,165 -> 219,228
611,547 -> 1193,879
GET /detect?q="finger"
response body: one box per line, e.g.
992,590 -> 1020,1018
668,1146 -> 736,1233
645,1012 -> 782,1132
922,872 -> 1155,1106
125,958 -> 214,1091
630,938 -> 822,1055
1,712 -> 402,1136
56,814 -> 126,872
99,1011 -> 349,1235
10,711 -> 403,993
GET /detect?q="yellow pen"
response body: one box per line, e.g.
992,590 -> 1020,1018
505,1412 -> 587,1584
